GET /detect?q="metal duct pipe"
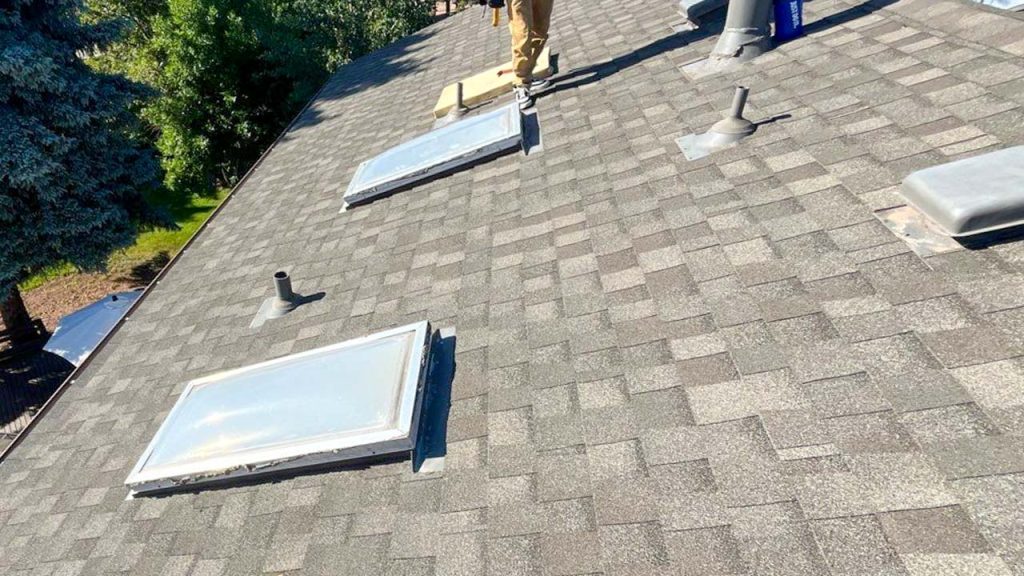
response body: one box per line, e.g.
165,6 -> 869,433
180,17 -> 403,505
709,0 -> 773,64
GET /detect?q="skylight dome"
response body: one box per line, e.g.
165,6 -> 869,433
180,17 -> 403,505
342,102 -> 523,208
125,321 -> 432,496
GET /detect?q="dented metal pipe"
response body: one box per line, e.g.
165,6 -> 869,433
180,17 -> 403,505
710,0 -> 773,64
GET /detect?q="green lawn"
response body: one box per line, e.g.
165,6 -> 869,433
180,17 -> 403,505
20,190 -> 227,292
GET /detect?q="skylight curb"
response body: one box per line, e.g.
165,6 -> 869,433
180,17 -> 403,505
342,103 -> 523,209
125,321 -> 431,496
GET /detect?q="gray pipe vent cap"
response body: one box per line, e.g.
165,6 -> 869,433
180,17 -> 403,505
677,85 -> 758,160
708,0 -> 773,65
680,0 -> 773,79
251,271 -> 301,328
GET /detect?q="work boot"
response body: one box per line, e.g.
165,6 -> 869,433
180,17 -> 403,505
529,77 -> 551,92
513,84 -> 534,109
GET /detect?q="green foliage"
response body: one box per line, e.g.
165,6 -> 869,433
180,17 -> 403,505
84,0 -> 166,40
106,187 -> 224,275
19,188 -> 226,292
0,0 -> 161,296
142,0 -> 276,194
137,0 -> 433,196
83,0 -> 167,82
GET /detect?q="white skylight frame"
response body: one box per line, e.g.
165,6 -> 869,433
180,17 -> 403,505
125,321 -> 431,496
342,102 -> 523,208
973,0 -> 1024,11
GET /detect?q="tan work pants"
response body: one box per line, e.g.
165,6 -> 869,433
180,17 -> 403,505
508,0 -> 553,86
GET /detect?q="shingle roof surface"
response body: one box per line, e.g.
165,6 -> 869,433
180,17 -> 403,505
4,0 -> 1024,574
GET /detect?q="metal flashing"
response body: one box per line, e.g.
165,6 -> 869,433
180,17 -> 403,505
43,289 -> 143,367
249,271 -> 319,328
875,205 -> 964,257
677,86 -> 757,160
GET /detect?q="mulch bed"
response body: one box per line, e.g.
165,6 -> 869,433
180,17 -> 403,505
23,273 -> 142,333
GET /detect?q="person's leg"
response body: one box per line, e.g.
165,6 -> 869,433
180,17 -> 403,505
507,0 -> 535,86
521,0 -> 552,91
529,0 -> 553,62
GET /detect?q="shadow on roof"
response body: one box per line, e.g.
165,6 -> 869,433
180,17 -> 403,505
0,351 -> 74,437
543,0 -> 901,98
287,26 -> 441,133
957,224 -> 1024,250
542,16 -> 725,97
414,332 -> 456,472
802,0 -> 900,34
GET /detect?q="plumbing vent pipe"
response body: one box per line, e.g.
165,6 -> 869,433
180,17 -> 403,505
454,82 -> 468,116
709,0 -> 773,65
251,270 -> 301,327
710,85 -> 756,139
676,85 -> 758,160
437,82 -> 469,127
273,271 -> 297,313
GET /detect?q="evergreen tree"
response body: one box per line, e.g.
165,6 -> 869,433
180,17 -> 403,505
0,0 -> 160,336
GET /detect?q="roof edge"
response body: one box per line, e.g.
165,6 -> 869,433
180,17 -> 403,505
0,69 -> 336,464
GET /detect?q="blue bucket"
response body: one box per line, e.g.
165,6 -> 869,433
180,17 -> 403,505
774,0 -> 803,42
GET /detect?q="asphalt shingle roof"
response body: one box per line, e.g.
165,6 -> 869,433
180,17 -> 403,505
3,0 -> 1024,574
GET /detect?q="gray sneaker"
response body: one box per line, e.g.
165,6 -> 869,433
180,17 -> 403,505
529,77 -> 551,92
513,85 -> 534,109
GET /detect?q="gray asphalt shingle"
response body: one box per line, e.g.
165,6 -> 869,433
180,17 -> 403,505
3,0 -> 1024,574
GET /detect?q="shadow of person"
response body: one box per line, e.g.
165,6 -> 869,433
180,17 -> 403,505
540,16 -> 725,97
539,0 -> 900,98
801,0 -> 899,35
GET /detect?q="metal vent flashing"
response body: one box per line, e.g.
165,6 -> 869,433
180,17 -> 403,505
677,86 -> 758,160
433,82 -> 469,129
708,0 -> 772,63
251,271 -> 304,328
875,205 -> 965,258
